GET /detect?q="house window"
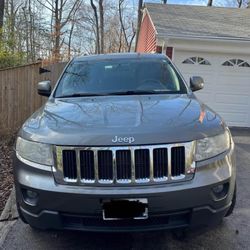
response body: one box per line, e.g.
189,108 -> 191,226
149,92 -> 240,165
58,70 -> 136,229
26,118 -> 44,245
222,59 -> 250,67
182,57 -> 211,65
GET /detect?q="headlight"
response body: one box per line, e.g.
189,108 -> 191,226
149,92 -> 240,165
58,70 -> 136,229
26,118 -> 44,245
195,130 -> 231,161
16,137 -> 53,166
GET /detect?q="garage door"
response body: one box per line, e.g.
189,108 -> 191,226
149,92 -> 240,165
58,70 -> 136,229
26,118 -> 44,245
174,51 -> 250,127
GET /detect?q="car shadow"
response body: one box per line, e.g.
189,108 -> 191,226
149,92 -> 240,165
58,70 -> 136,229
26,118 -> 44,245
26,222 -> 227,250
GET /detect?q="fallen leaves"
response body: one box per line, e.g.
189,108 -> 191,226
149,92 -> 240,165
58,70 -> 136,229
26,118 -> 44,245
0,136 -> 15,215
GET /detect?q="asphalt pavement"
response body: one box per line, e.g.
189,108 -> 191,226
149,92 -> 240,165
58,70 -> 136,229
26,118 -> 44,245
1,128 -> 250,250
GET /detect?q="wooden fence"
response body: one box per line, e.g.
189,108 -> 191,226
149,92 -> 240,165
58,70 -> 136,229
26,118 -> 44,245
0,62 -> 67,135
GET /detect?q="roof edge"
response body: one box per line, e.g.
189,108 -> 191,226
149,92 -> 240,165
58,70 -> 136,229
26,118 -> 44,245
142,7 -> 158,35
156,34 -> 250,43
144,2 -> 250,11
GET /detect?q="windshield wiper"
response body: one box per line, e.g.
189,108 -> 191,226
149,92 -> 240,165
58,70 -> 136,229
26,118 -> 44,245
57,90 -> 170,98
107,90 -> 168,95
57,93 -> 106,98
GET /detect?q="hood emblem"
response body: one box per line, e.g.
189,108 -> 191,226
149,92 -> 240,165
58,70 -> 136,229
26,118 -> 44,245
112,136 -> 135,144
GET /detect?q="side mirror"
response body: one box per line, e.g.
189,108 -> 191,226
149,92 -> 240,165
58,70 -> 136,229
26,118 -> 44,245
190,76 -> 204,92
37,81 -> 51,97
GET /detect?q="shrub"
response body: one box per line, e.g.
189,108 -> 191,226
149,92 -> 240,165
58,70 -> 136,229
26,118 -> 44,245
0,49 -> 25,69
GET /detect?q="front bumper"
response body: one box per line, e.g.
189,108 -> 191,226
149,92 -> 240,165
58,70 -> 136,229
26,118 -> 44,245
14,148 -> 236,232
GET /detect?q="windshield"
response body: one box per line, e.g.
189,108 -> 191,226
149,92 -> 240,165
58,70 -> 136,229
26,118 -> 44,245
54,58 -> 187,98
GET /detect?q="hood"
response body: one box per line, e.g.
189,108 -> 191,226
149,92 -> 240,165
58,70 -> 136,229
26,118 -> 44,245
20,94 -> 225,146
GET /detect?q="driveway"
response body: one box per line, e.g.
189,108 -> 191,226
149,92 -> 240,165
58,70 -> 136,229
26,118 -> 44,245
1,129 -> 250,250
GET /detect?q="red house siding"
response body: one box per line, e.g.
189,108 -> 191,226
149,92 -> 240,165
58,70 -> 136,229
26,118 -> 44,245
166,47 -> 173,59
136,13 -> 157,53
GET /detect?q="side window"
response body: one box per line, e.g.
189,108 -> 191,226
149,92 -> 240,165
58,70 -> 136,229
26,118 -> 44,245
222,59 -> 250,68
182,57 -> 211,66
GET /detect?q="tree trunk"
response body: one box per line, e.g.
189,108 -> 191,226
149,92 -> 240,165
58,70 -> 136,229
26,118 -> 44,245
128,22 -> 136,52
119,0 -> 129,50
0,0 -> 4,31
99,0 -> 104,53
22,6 -> 30,61
207,0 -> 213,6
90,0 -> 100,54
135,0 -> 143,51
28,0 -> 35,61
10,0 -> 15,52
53,0 -> 61,62
68,21 -> 75,60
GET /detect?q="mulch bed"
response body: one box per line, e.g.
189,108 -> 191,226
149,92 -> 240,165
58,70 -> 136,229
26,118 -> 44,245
0,135 -> 15,215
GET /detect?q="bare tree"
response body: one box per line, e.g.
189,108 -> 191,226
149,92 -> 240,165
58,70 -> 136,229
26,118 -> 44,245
99,0 -> 104,53
237,0 -> 243,7
4,0 -> 23,52
207,0 -> 213,6
90,0 -> 100,54
236,0 -> 248,7
36,0 -> 81,61
135,0 -> 143,50
0,0 -> 4,31
118,0 -> 136,52
118,0 -> 128,49
0,0 -> 138,67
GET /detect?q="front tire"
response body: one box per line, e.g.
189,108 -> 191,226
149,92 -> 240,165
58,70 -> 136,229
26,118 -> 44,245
225,183 -> 236,217
16,201 -> 27,224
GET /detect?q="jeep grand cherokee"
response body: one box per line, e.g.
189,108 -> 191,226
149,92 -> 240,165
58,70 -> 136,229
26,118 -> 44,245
14,53 -> 236,232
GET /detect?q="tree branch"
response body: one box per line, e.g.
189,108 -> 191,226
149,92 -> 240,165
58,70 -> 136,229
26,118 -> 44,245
37,0 -> 54,12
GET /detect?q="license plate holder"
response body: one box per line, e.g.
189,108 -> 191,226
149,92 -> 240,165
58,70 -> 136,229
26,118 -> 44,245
102,198 -> 148,220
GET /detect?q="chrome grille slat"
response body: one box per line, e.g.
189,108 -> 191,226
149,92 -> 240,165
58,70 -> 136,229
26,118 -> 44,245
112,149 -> 117,183
149,148 -> 154,181
94,150 -> 98,183
55,142 -> 195,185
131,148 -> 136,183
76,150 -> 81,182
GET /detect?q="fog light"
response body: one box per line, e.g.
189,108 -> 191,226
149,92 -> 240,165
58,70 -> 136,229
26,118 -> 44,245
22,189 -> 39,206
212,184 -> 224,194
27,190 -> 38,199
212,182 -> 229,200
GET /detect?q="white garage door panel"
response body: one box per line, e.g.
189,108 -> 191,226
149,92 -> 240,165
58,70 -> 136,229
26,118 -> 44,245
174,50 -> 250,127
215,103 -> 249,113
216,75 -> 249,93
215,93 -> 249,105
216,85 -> 250,94
219,112 -> 248,126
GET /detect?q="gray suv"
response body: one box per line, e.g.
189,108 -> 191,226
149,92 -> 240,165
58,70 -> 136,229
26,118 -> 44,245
14,53 -> 236,232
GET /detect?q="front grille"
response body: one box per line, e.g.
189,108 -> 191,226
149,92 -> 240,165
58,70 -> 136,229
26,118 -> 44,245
153,148 -> 168,178
135,149 -> 150,180
98,150 -> 113,182
171,146 -> 185,177
80,150 -> 95,181
116,150 -> 131,181
62,150 -> 77,180
56,143 -> 195,185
